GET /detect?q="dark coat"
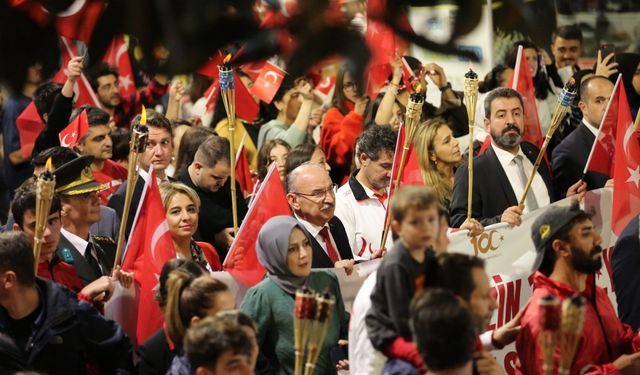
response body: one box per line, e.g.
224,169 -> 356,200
0,278 -> 133,374
57,233 -> 113,286
450,142 -> 554,227
136,327 -> 175,375
612,215 -> 640,331
551,123 -> 609,199
307,216 -> 354,269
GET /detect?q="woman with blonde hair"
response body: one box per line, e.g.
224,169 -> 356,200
414,118 -> 483,233
159,182 -> 221,271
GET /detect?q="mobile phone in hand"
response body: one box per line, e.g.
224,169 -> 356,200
600,44 -> 616,63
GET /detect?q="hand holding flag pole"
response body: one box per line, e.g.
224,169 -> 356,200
518,79 -> 577,210
380,86 -> 425,249
463,68 -> 479,221
113,107 -> 149,268
33,158 -> 55,272
219,54 -> 239,234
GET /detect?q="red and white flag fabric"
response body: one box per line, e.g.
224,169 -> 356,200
508,45 -> 543,149
223,163 -> 291,286
584,75 -> 623,178
401,56 -> 415,94
121,169 -> 176,346
478,135 -> 492,156
236,133 -> 256,198
15,103 -> 45,159
58,36 -> 103,108
59,110 -> 89,148
102,35 -> 136,98
249,61 -> 286,104
239,60 -> 267,81
611,85 -> 640,235
201,64 -> 259,122
9,0 -> 104,43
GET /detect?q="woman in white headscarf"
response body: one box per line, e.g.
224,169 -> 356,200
240,216 -> 349,374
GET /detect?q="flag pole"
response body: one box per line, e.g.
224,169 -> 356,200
634,110 -> 640,131
518,79 -> 577,210
219,54 -> 239,234
380,86 -> 425,249
463,68 -> 479,221
113,107 -> 149,268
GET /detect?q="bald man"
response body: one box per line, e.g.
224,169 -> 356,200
552,75 -> 613,198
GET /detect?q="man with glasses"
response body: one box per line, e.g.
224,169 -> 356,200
286,163 -> 355,270
178,136 -> 248,260
108,110 -> 175,238
335,125 -> 396,260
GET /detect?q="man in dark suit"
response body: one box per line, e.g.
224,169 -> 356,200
55,156 -> 116,286
286,163 -> 355,271
552,75 -> 613,198
451,88 -> 584,227
108,109 -> 174,239
612,215 -> 640,331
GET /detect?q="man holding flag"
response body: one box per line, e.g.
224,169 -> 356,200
552,76 -> 613,198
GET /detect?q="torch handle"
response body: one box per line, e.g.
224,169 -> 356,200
113,152 -> 140,268
467,124 -> 475,221
380,146 -> 411,249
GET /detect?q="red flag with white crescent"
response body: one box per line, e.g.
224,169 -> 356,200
59,110 -> 89,148
250,61 -> 286,104
103,35 -> 136,98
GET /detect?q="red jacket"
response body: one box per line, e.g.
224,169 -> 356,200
197,241 -> 222,271
38,259 -> 84,293
320,101 -> 364,184
516,272 -> 640,375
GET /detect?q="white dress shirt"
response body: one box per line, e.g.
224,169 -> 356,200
491,144 -> 550,213
61,228 -> 104,273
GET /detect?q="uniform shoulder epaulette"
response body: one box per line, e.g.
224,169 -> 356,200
92,235 -> 116,245
60,248 -> 75,264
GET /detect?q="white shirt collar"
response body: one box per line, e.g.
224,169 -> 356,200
582,119 -> 599,137
491,143 -> 526,168
60,227 -> 90,257
355,175 -> 388,200
138,166 -> 168,185
295,215 -> 328,238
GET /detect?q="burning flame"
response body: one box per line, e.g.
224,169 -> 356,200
416,84 -> 422,92
45,157 -> 52,172
140,106 -> 147,125
223,54 -> 232,63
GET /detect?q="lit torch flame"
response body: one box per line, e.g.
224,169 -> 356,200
140,105 -> 147,126
45,157 -> 53,173
223,54 -> 232,64
416,84 -> 422,92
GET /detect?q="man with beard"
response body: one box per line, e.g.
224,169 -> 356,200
515,203 -> 640,375
335,125 -> 397,259
450,88 -> 583,227
86,62 -> 168,129
286,163 -> 355,271
72,106 -> 128,204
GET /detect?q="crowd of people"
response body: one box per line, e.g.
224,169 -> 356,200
2,2 -> 640,374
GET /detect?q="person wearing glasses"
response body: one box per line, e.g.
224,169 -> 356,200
108,110 -> 176,239
286,163 -> 355,271
178,136 -> 248,261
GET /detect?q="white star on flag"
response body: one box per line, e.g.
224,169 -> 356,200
119,75 -> 133,91
626,165 -> 640,189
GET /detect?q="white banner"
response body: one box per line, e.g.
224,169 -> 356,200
448,188 -> 618,374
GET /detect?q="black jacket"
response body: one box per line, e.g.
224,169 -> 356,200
612,216 -> 640,331
136,327 -> 175,375
0,278 -> 133,374
32,93 -> 73,158
57,233 -> 114,286
307,216 -> 354,269
108,177 -> 146,241
450,142 -> 555,227
551,123 -> 609,199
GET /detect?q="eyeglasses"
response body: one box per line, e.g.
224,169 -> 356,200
291,183 -> 337,201
343,82 -> 357,90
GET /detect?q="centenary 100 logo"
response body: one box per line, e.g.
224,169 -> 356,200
470,229 -> 504,256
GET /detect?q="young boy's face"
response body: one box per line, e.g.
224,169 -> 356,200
393,206 -> 440,251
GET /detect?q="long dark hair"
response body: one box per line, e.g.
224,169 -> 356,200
503,40 -> 553,100
331,67 -> 355,116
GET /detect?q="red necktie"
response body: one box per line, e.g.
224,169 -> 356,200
319,227 -> 340,264
373,192 -> 388,206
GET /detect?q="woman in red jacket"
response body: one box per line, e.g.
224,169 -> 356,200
320,67 -> 369,184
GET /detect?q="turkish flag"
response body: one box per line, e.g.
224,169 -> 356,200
223,163 -> 291,286
250,61 -> 286,104
194,52 -> 226,78
201,58 -> 259,122
103,35 -> 136,98
236,136 -> 256,198
16,103 -> 44,159
508,45 -> 543,149
59,110 -> 89,148
401,57 -> 415,94
121,169 -> 176,345
611,84 -> 640,235
585,75 -> 623,177
239,60 -> 267,81
9,0 -> 103,42
54,0 -> 105,43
